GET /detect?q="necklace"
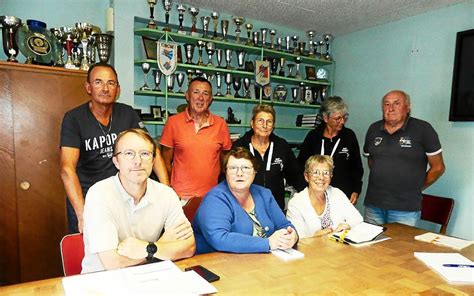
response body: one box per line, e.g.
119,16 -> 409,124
97,114 -> 113,136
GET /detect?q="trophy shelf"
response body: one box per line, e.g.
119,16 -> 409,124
134,59 -> 330,87
142,120 -> 314,130
134,90 -> 320,109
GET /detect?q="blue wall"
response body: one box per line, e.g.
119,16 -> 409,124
2,0 -> 473,239
333,1 -> 474,239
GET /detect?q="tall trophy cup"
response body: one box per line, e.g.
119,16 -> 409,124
196,40 -> 206,66
147,0 -> 157,29
269,29 -> 277,49
0,15 -> 22,62
295,56 -> 302,79
184,43 -> 195,64
306,30 -> 316,57
260,28 -> 268,47
176,72 -> 185,93
225,73 -> 232,97
224,48 -> 233,69
140,62 -> 151,91
95,33 -> 114,63
232,16 -> 245,44
60,27 -> 76,69
188,7 -> 200,37
205,42 -> 215,67
201,16 -> 210,38
50,27 -> 65,67
211,12 -> 219,39
215,48 -> 223,68
153,69 -> 161,91
243,77 -> 251,98
221,20 -> 229,42
252,31 -> 260,47
245,23 -> 253,46
162,0 -> 173,32
323,34 -> 334,60
76,22 -> 93,71
236,49 -> 246,70
215,72 -> 223,96
233,76 -> 242,98
278,57 -> 285,76
284,35 -> 291,52
177,4 -> 187,34
292,35 -> 299,54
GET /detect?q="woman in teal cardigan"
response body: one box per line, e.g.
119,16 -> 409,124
193,147 -> 298,254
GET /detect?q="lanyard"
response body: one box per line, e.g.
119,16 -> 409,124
321,138 -> 340,158
249,141 -> 274,171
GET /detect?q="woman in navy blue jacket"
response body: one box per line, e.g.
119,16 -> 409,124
193,147 -> 298,254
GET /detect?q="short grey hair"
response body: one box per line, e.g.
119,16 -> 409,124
304,155 -> 334,173
320,96 -> 348,117
382,90 -> 411,108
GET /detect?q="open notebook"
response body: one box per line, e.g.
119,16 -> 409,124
330,222 -> 386,244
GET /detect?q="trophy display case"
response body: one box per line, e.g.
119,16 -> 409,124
132,12 -> 334,139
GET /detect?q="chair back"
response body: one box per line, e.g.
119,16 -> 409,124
60,233 -> 85,276
420,194 -> 454,234
183,196 -> 203,223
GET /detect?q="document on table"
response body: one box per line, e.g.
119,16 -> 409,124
415,232 -> 473,250
414,252 -> 474,284
331,222 -> 385,244
62,260 -> 218,295
271,248 -> 305,261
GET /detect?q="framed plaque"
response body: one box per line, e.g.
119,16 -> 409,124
142,36 -> 158,60
305,66 -> 316,80
150,105 -> 163,120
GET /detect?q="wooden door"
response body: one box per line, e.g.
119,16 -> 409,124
0,62 -> 88,284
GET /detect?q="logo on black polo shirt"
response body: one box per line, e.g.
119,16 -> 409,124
374,137 -> 383,146
399,136 -> 412,148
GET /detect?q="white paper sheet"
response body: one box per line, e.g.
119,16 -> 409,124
62,260 -> 217,295
271,248 -> 305,261
414,252 -> 474,284
415,232 -> 474,250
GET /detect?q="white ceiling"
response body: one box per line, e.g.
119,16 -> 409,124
177,0 -> 465,36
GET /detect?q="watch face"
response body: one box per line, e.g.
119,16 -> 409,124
316,68 -> 328,80
146,242 -> 157,258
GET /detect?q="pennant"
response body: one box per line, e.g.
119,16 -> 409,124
255,60 -> 270,86
157,42 -> 178,76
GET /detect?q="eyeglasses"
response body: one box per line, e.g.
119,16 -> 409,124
307,169 -> 332,178
92,79 -> 118,88
114,150 -> 154,161
227,165 -> 254,174
329,114 -> 349,123
255,118 -> 274,127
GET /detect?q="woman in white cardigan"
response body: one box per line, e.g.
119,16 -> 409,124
287,155 -> 363,238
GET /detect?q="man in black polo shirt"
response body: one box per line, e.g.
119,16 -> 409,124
363,90 -> 445,226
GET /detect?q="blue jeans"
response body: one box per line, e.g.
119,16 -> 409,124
364,205 -> 420,227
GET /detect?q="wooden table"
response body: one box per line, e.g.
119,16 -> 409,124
1,223 -> 472,295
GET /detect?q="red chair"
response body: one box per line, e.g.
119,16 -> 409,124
183,196 -> 203,223
60,233 -> 85,276
421,194 -> 454,234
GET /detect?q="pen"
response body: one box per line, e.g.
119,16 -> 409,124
442,264 -> 474,268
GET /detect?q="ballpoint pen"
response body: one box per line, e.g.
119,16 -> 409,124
442,264 -> 474,268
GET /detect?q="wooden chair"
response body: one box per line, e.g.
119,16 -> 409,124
420,194 -> 454,234
60,233 -> 85,276
182,196 -> 204,223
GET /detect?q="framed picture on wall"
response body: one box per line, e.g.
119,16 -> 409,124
150,105 -> 163,120
449,29 -> 474,121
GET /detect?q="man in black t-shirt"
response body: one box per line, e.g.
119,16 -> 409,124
60,63 -> 169,233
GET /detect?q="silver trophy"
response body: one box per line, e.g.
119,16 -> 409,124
317,40 -> 324,58
243,77 -> 251,98
252,31 -> 260,47
201,16 -> 210,38
0,15 -> 22,62
291,87 -> 299,103
278,58 -> 285,76
260,28 -> 268,47
140,62 -> 151,91
162,0 -> 173,32
215,72 -> 223,96
153,69 -> 161,91
276,37 -> 282,51
147,0 -> 157,29
292,35 -> 299,54
196,40 -> 206,66
232,16 -> 245,44
186,69 -> 194,82
224,48 -> 233,69
287,63 -> 295,78
188,7 -> 200,37
245,23 -> 253,46
60,27 -> 77,69
76,22 -> 93,71
225,73 -> 232,97
215,48 -> 223,68
269,58 -> 278,75
295,56 -> 302,79
177,4 -> 187,34
50,27 -> 65,66
269,29 -> 277,49
205,42 -> 215,67
166,73 -> 175,92
184,43 -> 195,64
236,49 -> 246,70
306,30 -> 316,57
284,36 -> 291,52
211,12 -> 219,39
221,20 -> 229,42
176,72 -> 185,93
95,33 -> 114,63
233,76 -> 242,98
298,42 -> 306,56
323,34 -> 334,60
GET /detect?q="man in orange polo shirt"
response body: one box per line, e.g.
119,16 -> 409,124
160,77 -> 232,200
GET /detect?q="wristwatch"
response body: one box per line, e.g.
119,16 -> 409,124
146,242 -> 157,261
